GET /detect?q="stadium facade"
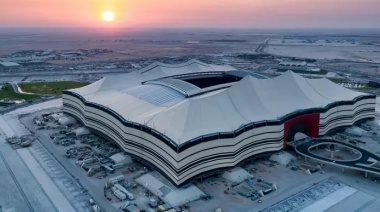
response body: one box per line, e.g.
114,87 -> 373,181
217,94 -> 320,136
63,59 -> 376,186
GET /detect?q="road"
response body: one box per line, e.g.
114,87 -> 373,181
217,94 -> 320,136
0,151 -> 35,212
11,82 -> 31,95
0,130 -> 58,211
11,82 -> 48,96
255,38 -> 270,53
295,139 -> 380,175
0,69 -> 133,84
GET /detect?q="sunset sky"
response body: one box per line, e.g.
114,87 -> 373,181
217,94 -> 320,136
1,0 -> 379,28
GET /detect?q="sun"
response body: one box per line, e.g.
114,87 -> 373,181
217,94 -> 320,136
101,10 -> 115,22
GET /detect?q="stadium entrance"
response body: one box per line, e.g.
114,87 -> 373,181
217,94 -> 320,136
286,122 -> 308,142
284,114 -> 320,145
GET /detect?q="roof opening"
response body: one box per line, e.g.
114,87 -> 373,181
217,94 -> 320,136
180,74 -> 242,89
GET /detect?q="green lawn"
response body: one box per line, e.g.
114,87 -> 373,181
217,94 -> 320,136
0,84 -> 39,101
19,81 -> 89,95
352,87 -> 379,93
328,78 -> 349,84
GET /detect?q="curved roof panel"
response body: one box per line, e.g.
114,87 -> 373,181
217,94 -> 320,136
125,84 -> 186,107
145,78 -> 201,96
70,59 -> 235,96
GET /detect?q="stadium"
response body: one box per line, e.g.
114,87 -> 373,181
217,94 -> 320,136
63,59 -> 376,186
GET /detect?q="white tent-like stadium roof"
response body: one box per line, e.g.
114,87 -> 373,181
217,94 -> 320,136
69,62 -> 367,145
71,59 -> 236,97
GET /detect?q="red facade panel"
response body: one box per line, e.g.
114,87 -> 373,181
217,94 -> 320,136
284,113 -> 320,146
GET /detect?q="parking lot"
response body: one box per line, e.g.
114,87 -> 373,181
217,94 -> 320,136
20,109 -> 168,212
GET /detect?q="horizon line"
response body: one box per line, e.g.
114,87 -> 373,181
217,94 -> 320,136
1,26 -> 380,30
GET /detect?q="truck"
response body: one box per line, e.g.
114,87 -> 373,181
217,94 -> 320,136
77,157 -> 98,167
101,165 -> 115,174
108,175 -> 124,185
111,162 -> 127,170
21,141 -> 32,147
88,198 -> 95,206
114,190 -> 126,200
149,198 -> 157,207
114,184 -> 135,200
158,203 -> 172,212
112,187 -> 126,200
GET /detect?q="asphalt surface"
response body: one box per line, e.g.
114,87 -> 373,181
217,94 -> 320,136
295,139 -> 380,174
255,38 -> 270,53
0,134 -> 57,212
0,151 -> 35,212
20,117 -> 118,212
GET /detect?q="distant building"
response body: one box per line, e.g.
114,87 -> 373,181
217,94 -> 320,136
61,51 -> 84,58
41,49 -> 55,56
278,61 -> 307,71
0,61 -> 21,68
63,59 -> 376,186
277,60 -> 334,77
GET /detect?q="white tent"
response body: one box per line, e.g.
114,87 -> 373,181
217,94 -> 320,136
73,127 -> 90,136
269,151 -> 296,166
58,116 -> 76,125
294,132 -> 309,141
49,113 -> 65,120
344,126 -> 367,136
110,153 -> 132,164
136,172 -> 205,207
221,167 -> 253,184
